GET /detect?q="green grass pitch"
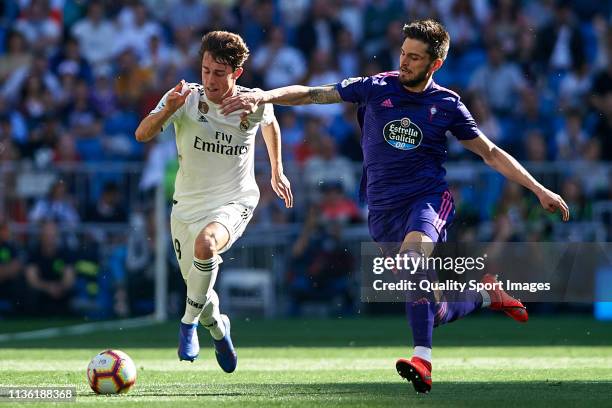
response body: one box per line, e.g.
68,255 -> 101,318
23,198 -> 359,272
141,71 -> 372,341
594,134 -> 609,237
1,315 -> 611,407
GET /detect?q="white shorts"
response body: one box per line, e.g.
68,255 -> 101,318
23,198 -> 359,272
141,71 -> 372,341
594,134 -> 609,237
170,202 -> 254,279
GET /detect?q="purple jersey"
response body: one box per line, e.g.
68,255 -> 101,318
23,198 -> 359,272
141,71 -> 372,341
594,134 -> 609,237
335,72 -> 482,210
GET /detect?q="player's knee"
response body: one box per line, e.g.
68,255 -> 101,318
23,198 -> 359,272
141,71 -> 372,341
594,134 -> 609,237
194,231 -> 217,259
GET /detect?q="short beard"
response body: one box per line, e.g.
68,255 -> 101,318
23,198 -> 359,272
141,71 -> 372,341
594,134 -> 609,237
399,64 -> 431,88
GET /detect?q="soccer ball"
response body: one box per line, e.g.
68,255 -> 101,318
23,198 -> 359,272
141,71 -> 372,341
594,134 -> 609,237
87,349 -> 137,394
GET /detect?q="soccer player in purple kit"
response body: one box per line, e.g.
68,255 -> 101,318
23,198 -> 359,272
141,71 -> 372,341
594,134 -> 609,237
221,20 -> 570,393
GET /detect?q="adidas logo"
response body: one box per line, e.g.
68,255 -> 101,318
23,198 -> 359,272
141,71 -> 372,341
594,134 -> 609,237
381,98 -> 394,108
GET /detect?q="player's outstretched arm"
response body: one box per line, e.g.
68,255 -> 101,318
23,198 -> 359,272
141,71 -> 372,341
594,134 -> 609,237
135,80 -> 191,142
221,85 -> 342,117
261,118 -> 293,208
460,135 -> 570,222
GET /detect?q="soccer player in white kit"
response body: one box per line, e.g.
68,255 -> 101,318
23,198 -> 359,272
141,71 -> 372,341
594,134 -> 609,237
135,31 -> 293,372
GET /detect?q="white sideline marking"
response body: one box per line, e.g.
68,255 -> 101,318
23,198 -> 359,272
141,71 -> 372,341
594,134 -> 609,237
0,316 -> 157,343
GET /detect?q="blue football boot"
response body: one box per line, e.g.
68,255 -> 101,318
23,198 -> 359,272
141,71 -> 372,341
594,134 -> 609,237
178,322 -> 200,362
213,314 -> 237,373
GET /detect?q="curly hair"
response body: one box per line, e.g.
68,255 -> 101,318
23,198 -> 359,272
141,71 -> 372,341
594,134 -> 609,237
199,31 -> 250,71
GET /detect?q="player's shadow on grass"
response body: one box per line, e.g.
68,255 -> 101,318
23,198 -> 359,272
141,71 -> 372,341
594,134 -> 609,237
94,381 -> 612,406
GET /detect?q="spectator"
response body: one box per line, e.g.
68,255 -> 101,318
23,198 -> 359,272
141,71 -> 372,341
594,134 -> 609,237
443,0 -> 480,56
29,180 -> 80,227
114,2 -> 163,60
482,0 -> 527,57
14,0 -> 61,53
1,52 -> 62,104
0,31 -> 32,83
469,94 -> 502,144
53,133 -> 80,164
555,109 -> 589,160
141,34 -> 174,74
295,0 -> 344,59
24,220 -> 76,315
560,178 -> 591,221
0,96 -> 27,145
252,172 -> 290,227
511,89 -> 554,154
591,28 -> 612,111
304,135 -> 357,197
375,20 -> 405,72
494,182 -> 530,227
593,92 -> 612,161
592,15 -> 610,71
362,0 -> 402,55
166,0 -> 208,33
90,69 -> 119,118
468,42 -> 527,116
288,205 -> 355,316
318,182 -> 362,224
66,79 -> 99,139
327,103 -> 362,162
335,28 -> 360,79
524,130 -> 549,162
85,181 -> 128,223
203,1 -> 238,33
294,50 -> 343,122
114,48 -> 155,108
277,110 -> 303,163
167,27 -> 200,76
0,218 -> 24,315
71,1 -> 117,66
558,60 -> 592,110
535,0 -> 586,72
22,115 -> 63,165
71,232 -> 121,319
252,27 -> 307,89
50,36 -> 93,84
294,116 -> 323,167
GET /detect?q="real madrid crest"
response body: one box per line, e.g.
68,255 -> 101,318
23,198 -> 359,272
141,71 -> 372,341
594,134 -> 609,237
239,118 -> 249,131
198,100 -> 209,115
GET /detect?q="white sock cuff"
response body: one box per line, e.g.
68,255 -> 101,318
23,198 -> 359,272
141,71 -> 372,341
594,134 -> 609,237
413,346 -> 432,362
480,289 -> 491,308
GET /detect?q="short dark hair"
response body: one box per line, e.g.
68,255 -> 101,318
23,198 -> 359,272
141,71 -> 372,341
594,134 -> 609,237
199,31 -> 250,71
402,19 -> 450,61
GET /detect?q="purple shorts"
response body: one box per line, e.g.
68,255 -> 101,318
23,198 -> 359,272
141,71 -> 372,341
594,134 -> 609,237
368,190 -> 455,244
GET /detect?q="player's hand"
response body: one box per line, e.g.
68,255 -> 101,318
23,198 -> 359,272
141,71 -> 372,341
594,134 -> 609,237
271,171 -> 293,208
46,283 -> 64,299
537,188 -> 570,222
221,90 -> 265,119
164,80 -> 191,113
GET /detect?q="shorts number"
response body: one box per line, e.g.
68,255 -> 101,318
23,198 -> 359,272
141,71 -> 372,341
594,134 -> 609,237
174,238 -> 181,260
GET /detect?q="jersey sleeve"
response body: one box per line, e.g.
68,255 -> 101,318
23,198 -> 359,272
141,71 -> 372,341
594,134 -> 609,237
260,103 -> 275,126
335,76 -> 372,104
149,87 -> 185,131
449,99 -> 483,141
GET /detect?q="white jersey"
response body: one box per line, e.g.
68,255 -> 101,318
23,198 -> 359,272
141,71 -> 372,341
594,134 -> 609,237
150,82 -> 275,223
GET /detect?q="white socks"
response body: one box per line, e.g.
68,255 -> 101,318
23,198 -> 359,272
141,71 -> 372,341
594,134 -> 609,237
413,346 -> 432,362
181,256 -> 218,325
480,289 -> 491,308
181,255 -> 226,340
199,290 -> 225,340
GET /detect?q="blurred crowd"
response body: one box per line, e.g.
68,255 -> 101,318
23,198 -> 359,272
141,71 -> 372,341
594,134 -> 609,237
1,0 -> 611,318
